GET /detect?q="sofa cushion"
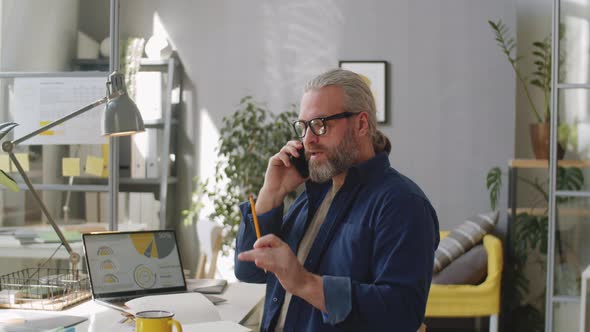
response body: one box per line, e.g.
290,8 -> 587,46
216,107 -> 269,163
432,243 -> 487,285
433,211 -> 498,273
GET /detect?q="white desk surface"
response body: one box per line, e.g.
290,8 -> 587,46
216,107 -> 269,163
0,281 -> 265,331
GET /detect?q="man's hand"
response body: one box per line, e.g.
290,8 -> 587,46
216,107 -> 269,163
238,234 -> 326,312
255,140 -> 307,214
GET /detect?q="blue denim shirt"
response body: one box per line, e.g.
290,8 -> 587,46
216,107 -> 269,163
235,153 -> 439,332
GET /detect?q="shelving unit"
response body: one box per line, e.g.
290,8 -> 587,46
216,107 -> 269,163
0,55 -> 182,230
72,55 -> 182,229
547,1 -> 590,331
508,159 -> 590,223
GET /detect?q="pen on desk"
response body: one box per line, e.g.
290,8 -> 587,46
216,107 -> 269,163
248,194 -> 262,239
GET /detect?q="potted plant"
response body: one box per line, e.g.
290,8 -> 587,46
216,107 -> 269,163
183,96 -> 299,254
489,19 -> 566,159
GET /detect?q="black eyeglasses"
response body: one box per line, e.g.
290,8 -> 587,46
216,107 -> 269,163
292,111 -> 359,138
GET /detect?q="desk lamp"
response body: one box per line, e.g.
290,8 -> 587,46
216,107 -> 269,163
0,71 -> 145,269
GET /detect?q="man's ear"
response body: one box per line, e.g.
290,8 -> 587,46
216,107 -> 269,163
357,112 -> 370,136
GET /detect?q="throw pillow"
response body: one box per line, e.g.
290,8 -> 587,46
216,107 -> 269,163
433,211 -> 498,273
432,243 -> 487,285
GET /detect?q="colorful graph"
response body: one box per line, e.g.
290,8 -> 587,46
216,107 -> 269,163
134,265 -> 156,289
103,274 -> 119,284
130,233 -> 175,259
97,246 -> 113,256
100,259 -> 117,272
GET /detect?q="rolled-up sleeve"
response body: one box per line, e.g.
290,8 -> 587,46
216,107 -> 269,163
234,200 -> 284,282
321,275 -> 352,324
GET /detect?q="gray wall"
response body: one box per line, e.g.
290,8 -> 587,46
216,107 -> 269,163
79,0 -> 517,266
1,0 -> 78,71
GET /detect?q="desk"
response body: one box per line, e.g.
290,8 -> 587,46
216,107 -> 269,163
0,282 -> 265,331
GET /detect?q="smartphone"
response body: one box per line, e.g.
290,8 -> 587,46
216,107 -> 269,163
289,147 -> 309,178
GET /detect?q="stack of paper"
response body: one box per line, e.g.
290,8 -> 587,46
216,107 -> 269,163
125,293 -> 248,331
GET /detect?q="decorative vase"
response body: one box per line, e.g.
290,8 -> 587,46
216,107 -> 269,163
529,123 -> 565,160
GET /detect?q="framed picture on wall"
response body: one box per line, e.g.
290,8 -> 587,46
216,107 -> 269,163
338,60 -> 388,123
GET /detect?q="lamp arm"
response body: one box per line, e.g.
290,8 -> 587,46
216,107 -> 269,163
7,153 -> 80,267
13,96 -> 108,145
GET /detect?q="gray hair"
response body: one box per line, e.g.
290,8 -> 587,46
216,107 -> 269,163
304,68 -> 391,154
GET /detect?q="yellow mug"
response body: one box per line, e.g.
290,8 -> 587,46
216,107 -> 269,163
135,310 -> 183,332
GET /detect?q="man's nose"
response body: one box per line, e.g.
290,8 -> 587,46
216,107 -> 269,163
303,127 -> 319,146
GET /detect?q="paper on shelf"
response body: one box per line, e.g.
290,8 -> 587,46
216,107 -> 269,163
125,292 -> 221,325
0,154 -> 9,171
62,158 -> 80,177
12,77 -> 108,145
85,156 -> 104,176
11,153 -> 29,172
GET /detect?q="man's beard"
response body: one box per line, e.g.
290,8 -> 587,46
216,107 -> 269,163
307,126 -> 360,183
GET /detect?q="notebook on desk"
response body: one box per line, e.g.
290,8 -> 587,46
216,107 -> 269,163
82,230 -> 225,313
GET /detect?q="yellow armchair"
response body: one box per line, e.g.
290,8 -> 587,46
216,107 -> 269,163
426,231 -> 503,332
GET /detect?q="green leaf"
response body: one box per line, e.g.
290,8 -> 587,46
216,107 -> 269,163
486,167 -> 502,210
556,167 -> 584,192
0,169 -> 19,192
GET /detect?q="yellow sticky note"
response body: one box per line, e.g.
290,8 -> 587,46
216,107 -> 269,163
101,143 -> 109,178
85,156 -> 104,176
0,154 -> 9,172
12,153 -> 30,172
62,158 -> 80,177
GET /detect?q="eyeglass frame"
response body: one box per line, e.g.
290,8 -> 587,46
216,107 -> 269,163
292,111 -> 359,138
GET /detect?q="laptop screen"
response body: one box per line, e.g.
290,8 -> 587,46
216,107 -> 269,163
83,230 -> 187,299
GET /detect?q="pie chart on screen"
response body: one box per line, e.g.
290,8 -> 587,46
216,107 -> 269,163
130,233 -> 175,259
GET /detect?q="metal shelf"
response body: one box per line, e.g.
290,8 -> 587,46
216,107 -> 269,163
15,184 -> 109,192
4,177 -> 178,195
552,295 -> 580,303
144,118 -> 178,128
120,177 -> 178,196
556,83 -> 590,89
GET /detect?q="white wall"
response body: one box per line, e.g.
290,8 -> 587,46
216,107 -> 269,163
79,0 -> 517,268
1,0 -> 78,71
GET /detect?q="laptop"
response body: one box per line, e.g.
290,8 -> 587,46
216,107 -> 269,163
82,230 -> 191,312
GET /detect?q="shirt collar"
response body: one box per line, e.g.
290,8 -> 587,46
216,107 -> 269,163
346,152 -> 392,184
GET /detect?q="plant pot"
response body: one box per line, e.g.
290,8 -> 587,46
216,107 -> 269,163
529,123 -> 565,160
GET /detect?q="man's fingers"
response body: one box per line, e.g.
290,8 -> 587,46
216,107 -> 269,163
253,234 -> 282,249
238,249 -> 274,271
254,258 -> 271,270
238,249 -> 257,262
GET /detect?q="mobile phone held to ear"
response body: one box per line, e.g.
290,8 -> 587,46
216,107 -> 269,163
289,147 -> 309,178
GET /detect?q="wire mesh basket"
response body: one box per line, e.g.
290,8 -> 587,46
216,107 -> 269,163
0,268 -> 91,310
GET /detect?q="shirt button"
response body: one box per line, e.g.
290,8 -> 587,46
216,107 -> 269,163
273,297 -> 278,302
